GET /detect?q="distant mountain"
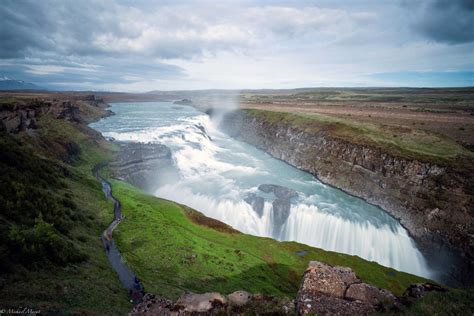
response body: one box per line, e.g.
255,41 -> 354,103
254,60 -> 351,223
0,76 -> 44,90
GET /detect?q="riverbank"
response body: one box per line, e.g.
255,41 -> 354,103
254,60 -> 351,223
219,108 -> 474,285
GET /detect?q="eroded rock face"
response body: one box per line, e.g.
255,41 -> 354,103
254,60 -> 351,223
111,142 -> 179,193
244,193 -> 265,217
296,261 -> 396,315
257,184 -> 298,226
0,101 -> 44,133
272,198 -> 291,226
221,110 -> 474,285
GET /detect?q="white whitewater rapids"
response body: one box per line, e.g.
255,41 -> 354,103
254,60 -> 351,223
91,102 -> 433,279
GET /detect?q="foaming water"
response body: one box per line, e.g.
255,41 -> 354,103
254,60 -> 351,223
91,102 -> 433,279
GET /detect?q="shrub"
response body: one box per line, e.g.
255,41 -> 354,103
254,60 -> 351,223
8,216 -> 87,266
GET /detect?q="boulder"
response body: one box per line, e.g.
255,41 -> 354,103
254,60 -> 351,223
244,193 -> 265,216
345,283 -> 396,305
403,283 -> 447,299
227,290 -> 251,306
296,261 -> 396,315
111,142 -> 179,193
173,292 -> 227,313
300,261 -> 358,299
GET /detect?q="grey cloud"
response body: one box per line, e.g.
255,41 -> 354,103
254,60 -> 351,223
412,0 -> 474,44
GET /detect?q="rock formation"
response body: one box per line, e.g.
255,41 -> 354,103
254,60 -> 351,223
244,193 -> 264,216
259,184 -> 298,226
296,261 -> 396,315
111,142 -> 179,193
258,184 -> 298,199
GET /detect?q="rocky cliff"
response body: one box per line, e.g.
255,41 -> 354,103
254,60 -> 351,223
0,95 -> 112,134
220,110 -> 474,285
111,142 -> 179,193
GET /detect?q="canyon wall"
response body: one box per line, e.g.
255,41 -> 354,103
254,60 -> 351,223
221,110 -> 474,284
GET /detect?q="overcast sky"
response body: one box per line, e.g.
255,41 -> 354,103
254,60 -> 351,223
1,0 -> 473,91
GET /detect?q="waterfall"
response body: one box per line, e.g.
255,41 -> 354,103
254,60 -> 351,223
92,101 -> 433,280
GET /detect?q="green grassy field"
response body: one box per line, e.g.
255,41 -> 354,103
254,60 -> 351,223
241,87 -> 474,108
244,109 -> 472,164
111,179 -> 428,300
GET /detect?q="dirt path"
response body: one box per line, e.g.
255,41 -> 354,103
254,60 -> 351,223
92,164 -> 145,305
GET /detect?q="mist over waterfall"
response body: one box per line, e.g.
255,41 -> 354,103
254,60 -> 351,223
91,101 -> 433,279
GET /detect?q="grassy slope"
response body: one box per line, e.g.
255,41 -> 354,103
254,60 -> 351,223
111,180 -> 427,300
0,109 -> 130,314
243,109 -> 472,164
397,288 -> 474,315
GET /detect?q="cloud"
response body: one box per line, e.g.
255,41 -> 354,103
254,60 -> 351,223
0,0 -> 472,90
409,0 -> 474,44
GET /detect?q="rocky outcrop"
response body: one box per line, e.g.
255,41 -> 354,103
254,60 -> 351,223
0,95 -> 111,134
402,283 -> 447,300
221,110 -> 474,285
130,291 -> 287,315
227,290 -> 252,306
258,184 -> 298,199
244,193 -> 264,216
296,261 -> 396,315
111,142 -> 179,193
0,101 -> 45,133
173,292 -> 227,313
57,101 -> 81,122
258,184 -> 298,225
244,184 -> 299,224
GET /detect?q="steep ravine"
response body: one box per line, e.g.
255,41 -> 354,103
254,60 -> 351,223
220,110 -> 474,286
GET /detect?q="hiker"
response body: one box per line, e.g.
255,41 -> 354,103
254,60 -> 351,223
106,243 -> 110,253
133,277 -> 141,291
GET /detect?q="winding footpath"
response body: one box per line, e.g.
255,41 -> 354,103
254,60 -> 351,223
92,164 -> 145,305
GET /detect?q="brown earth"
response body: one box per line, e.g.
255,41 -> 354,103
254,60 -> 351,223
240,102 -> 474,150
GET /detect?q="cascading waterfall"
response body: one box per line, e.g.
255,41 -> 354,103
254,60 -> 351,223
91,101 -> 433,279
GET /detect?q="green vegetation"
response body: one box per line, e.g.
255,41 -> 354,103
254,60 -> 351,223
380,289 -> 474,315
244,109 -> 471,163
241,87 -> 474,109
0,104 -> 130,314
112,180 -> 427,300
